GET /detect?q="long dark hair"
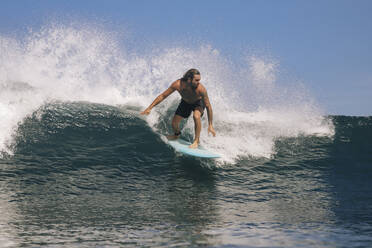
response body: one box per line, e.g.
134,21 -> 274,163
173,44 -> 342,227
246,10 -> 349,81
181,68 -> 200,82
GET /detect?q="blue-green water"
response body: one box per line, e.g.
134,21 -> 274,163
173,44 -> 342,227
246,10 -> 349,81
1,24 -> 371,247
1,102 -> 371,247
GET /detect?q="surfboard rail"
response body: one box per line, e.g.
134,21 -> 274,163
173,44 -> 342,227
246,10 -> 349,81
168,138 -> 221,158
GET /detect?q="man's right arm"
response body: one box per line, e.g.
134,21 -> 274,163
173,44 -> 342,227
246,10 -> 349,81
141,81 -> 178,115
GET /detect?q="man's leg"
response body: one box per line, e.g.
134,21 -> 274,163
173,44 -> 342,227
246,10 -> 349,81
167,114 -> 183,140
189,110 -> 202,148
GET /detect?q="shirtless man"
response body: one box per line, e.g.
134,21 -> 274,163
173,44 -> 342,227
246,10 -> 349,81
141,68 -> 216,148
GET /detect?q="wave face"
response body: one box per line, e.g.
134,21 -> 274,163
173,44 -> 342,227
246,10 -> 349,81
2,24 -> 372,247
0,24 -> 333,161
9,102 -> 371,169
1,102 -> 371,247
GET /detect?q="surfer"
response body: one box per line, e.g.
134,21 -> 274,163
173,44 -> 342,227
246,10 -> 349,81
141,68 -> 216,148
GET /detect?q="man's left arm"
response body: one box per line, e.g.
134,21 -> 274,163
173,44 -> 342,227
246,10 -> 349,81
201,89 -> 216,137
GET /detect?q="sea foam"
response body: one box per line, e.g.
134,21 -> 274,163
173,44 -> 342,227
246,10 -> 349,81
0,24 -> 334,161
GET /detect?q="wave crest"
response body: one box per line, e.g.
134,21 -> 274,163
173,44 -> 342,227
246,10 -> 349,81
0,23 -> 334,161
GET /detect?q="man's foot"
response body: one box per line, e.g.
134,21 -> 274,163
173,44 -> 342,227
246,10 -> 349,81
167,135 -> 180,140
189,141 -> 199,149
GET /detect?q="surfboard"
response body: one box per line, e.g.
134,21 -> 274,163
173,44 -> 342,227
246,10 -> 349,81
168,138 -> 221,158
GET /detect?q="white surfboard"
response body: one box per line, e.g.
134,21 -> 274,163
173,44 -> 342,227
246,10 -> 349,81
168,138 -> 220,158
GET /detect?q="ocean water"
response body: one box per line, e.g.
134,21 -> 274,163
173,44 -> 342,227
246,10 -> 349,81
0,25 -> 371,247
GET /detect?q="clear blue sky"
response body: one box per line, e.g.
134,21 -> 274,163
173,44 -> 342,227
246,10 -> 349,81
1,0 -> 371,116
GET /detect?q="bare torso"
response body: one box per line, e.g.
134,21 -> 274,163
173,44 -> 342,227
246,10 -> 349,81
141,76 -> 216,146
174,79 -> 203,104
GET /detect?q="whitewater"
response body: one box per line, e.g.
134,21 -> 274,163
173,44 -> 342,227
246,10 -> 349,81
3,24 -> 372,248
0,24 -> 333,162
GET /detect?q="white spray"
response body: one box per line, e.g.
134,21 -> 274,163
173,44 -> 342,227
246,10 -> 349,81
0,24 -> 334,162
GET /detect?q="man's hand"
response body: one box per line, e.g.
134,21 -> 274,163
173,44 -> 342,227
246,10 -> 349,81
208,125 -> 216,137
141,108 -> 151,115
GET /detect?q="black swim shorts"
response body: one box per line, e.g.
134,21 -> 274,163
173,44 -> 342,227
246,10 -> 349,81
175,99 -> 205,118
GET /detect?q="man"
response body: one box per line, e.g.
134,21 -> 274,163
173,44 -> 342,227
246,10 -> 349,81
141,68 -> 216,148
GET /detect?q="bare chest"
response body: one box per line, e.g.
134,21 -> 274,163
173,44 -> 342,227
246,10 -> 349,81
178,87 -> 201,104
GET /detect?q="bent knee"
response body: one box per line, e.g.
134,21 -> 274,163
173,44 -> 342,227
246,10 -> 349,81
193,111 -> 201,119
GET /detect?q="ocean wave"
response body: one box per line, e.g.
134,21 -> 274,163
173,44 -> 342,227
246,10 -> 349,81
0,23 -> 334,162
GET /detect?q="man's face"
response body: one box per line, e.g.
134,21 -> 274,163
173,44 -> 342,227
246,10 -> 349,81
190,74 -> 201,88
